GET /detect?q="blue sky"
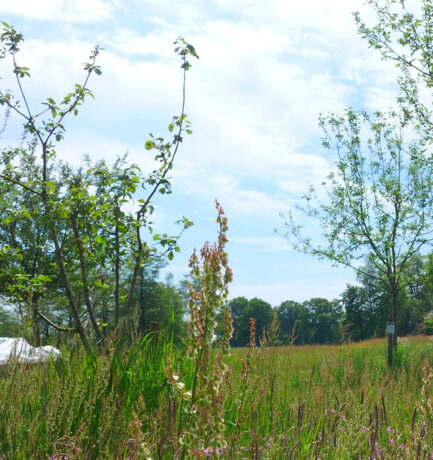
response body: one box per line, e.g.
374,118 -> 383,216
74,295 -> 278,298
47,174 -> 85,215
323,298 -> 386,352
0,0 -> 401,305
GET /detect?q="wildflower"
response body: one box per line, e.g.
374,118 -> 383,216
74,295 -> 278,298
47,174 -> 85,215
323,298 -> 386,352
124,439 -> 136,449
166,202 -> 233,454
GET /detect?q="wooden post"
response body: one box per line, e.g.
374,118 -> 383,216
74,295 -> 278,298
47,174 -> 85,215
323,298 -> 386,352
387,334 -> 393,367
386,322 -> 395,367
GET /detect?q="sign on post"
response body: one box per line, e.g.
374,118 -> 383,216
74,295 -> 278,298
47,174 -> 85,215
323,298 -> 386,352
385,322 -> 395,335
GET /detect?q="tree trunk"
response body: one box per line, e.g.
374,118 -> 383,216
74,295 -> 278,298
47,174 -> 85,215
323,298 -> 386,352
70,214 -> 104,343
390,283 -> 398,349
114,213 -> 121,329
138,266 -> 146,333
32,295 -> 41,347
51,226 -> 92,354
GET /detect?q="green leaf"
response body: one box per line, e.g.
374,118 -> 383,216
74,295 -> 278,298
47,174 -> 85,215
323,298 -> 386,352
145,140 -> 155,150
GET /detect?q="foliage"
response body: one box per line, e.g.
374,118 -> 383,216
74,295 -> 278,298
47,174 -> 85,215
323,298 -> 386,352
0,24 -> 197,350
136,273 -> 187,342
355,0 -> 433,139
229,297 -> 273,347
423,319 -> 433,334
305,297 -> 342,344
276,300 -> 308,345
286,108 -> 433,342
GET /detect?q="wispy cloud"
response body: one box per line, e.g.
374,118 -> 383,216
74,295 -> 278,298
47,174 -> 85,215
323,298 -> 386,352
0,0 -> 119,23
0,0 -> 400,302
232,236 -> 292,252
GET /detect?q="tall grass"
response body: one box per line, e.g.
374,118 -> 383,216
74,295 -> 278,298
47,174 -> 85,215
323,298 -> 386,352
0,335 -> 172,459
1,336 -> 433,458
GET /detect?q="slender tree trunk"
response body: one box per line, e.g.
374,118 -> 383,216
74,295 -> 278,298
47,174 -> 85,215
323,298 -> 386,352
32,294 -> 41,347
390,283 -> 398,349
126,223 -> 142,317
51,226 -> 92,354
38,143 -> 92,352
125,221 -> 150,337
114,212 -> 121,329
138,266 -> 146,333
70,213 -> 104,343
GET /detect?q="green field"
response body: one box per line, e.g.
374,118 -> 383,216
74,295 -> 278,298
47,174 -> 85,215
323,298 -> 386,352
1,336 -> 433,459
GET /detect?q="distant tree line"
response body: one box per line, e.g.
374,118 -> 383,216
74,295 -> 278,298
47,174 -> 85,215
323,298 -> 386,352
226,254 -> 433,347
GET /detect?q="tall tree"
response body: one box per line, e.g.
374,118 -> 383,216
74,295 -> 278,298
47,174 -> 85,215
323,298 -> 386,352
276,300 -> 309,345
341,286 -> 369,342
355,0 -> 433,140
340,283 -> 388,341
286,109 -> 433,349
136,273 -> 187,343
228,297 -> 273,347
0,25 -> 197,350
304,298 -> 342,344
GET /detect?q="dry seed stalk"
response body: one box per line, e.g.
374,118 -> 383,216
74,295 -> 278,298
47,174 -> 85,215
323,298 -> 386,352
167,201 -> 233,456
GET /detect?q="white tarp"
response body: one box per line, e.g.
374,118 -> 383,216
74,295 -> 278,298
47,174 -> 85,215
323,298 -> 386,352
0,337 -> 61,365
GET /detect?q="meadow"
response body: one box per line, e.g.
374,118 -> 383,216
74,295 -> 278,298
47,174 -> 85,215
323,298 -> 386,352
1,335 -> 433,459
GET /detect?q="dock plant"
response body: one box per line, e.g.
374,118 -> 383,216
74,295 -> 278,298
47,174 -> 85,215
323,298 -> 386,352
167,201 -> 233,458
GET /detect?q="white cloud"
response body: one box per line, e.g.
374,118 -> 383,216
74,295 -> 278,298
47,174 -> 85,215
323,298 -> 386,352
173,170 -> 290,216
0,0 -> 118,23
232,235 -> 292,252
0,1 -> 397,206
0,0 -> 405,302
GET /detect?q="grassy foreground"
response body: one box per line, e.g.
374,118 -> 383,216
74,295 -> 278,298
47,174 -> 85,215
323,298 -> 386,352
1,336 -> 433,459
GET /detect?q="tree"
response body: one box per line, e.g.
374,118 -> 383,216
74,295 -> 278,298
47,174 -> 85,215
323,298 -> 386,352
244,297 -> 273,346
136,273 -> 187,343
355,0 -> 433,140
303,298 -> 342,344
228,297 -> 273,346
340,284 -> 386,341
227,297 -> 249,346
0,25 -> 198,351
286,108 -> 433,353
341,286 -> 368,342
340,253 -> 433,341
395,254 -> 433,335
276,300 -> 308,344
352,0 -> 433,342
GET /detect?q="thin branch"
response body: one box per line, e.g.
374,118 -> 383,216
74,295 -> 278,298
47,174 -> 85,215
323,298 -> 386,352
0,173 -> 42,196
34,307 -> 77,333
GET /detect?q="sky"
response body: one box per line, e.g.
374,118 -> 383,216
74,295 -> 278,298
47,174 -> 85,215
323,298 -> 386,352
0,0 -> 402,306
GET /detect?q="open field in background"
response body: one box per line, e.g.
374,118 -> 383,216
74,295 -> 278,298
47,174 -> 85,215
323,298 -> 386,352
1,336 -> 433,459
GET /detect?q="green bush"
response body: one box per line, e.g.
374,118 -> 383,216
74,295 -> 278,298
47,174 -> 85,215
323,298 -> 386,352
422,319 -> 433,335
